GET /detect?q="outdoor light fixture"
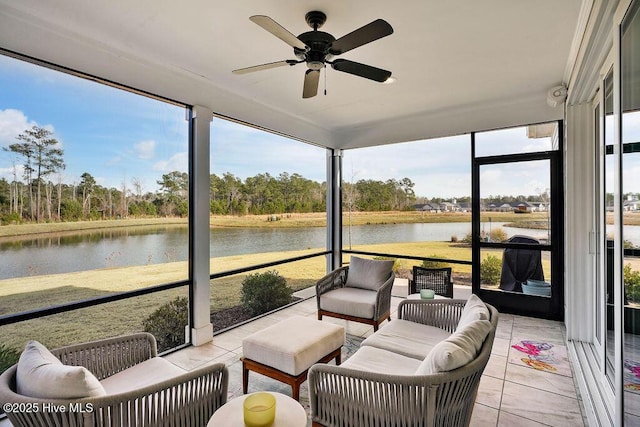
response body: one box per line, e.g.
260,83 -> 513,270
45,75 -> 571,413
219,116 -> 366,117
547,84 -> 568,107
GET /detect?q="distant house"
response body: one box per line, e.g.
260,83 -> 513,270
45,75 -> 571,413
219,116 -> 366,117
512,201 -> 535,213
458,202 -> 471,212
534,202 -> 548,212
624,200 -> 640,211
414,203 -> 438,212
499,203 -> 513,212
439,201 -> 458,212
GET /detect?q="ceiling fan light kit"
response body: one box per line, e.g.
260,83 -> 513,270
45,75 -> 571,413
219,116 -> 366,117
233,11 -> 394,98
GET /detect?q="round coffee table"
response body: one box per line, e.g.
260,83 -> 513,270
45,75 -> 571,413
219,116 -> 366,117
407,293 -> 448,300
207,391 -> 307,426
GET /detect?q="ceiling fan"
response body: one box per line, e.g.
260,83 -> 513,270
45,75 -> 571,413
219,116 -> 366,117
233,11 -> 394,98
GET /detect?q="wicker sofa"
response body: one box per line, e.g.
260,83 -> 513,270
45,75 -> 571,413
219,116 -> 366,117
308,296 -> 498,427
0,333 -> 228,427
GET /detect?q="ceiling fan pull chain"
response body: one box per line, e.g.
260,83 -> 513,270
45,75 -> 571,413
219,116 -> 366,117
324,64 -> 327,96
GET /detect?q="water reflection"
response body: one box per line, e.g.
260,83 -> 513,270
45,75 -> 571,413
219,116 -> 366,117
2,222 -> 639,281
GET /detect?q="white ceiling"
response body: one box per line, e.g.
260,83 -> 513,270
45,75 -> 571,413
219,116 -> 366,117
0,0 -> 587,149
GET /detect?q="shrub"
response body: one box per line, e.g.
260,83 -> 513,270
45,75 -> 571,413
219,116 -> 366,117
489,228 -> 508,242
481,255 -> 502,284
450,235 -> 458,243
0,343 -> 20,374
0,212 -> 21,225
462,233 -> 473,243
241,270 -> 292,316
143,296 -> 188,353
625,264 -> 640,303
422,254 -> 449,269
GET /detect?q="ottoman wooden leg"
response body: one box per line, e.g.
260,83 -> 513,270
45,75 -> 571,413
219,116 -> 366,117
292,383 -> 300,401
242,359 -> 249,394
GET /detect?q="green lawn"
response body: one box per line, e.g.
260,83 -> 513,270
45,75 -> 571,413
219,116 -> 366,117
0,242 -> 476,350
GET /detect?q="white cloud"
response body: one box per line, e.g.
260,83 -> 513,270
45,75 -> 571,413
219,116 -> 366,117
0,109 -> 37,148
153,152 -> 188,173
0,109 -> 61,150
133,140 -> 156,160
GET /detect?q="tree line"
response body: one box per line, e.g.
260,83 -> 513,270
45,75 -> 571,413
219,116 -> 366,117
1,126 -> 417,224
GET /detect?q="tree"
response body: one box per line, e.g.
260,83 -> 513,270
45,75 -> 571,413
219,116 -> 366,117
79,172 -> 96,218
157,171 -> 188,216
6,126 -> 65,222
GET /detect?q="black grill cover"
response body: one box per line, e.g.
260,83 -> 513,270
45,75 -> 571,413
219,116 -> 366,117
499,235 -> 545,292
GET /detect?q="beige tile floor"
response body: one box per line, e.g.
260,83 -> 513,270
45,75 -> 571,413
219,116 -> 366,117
0,292 -> 586,427
163,293 -> 587,427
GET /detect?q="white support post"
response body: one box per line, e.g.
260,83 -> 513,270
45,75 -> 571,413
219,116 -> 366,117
326,149 -> 343,272
191,105 -> 213,346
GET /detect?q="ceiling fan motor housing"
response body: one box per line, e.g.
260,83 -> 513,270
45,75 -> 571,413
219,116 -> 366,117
295,31 -> 335,70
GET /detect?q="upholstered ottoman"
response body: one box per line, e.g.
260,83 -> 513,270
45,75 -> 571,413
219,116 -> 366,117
242,315 -> 345,400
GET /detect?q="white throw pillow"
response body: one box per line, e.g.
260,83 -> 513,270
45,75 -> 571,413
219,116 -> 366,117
345,256 -> 394,291
417,319 -> 493,374
456,294 -> 490,331
16,340 -> 106,399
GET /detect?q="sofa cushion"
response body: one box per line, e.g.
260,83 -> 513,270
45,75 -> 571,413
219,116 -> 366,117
456,294 -> 490,331
16,340 -> 106,399
361,319 -> 451,360
100,357 -> 186,394
345,256 -> 394,291
417,319 -> 493,374
342,345 -> 422,375
320,287 -> 378,319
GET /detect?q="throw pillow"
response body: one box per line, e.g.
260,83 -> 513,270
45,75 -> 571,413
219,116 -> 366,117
456,294 -> 490,331
16,340 -> 106,399
417,319 -> 493,374
345,256 -> 394,291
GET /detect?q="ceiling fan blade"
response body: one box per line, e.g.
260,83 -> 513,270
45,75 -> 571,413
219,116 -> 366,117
232,60 -> 293,75
331,59 -> 392,82
250,15 -> 308,50
303,69 -> 320,98
329,19 -> 393,55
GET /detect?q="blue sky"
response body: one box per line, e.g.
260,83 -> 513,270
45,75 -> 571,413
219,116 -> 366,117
1,53 -> 638,199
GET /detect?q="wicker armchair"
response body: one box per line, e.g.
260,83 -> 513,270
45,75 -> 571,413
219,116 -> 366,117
316,259 -> 395,332
0,333 -> 228,427
410,266 -> 454,298
309,299 -> 498,427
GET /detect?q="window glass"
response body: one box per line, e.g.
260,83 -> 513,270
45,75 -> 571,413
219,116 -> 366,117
342,135 -> 472,286
0,286 -> 189,356
622,1 -> 640,420
475,122 -> 557,157
0,54 -> 189,321
209,118 -> 327,261
208,118 -> 326,329
603,68 -> 617,388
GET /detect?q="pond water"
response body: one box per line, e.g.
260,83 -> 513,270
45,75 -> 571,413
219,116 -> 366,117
1,222 -> 639,280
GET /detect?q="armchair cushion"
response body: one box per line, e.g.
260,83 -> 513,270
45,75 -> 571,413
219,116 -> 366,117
345,256 -> 394,291
16,340 -> 106,399
417,319 -> 493,374
456,293 -> 490,330
319,287 -> 378,319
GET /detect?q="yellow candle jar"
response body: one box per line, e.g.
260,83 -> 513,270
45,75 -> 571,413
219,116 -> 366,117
243,392 -> 276,427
